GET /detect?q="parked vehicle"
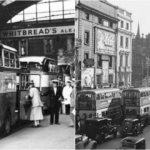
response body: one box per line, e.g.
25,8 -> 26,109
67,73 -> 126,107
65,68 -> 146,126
75,134 -> 97,149
116,137 -> 146,149
85,117 -> 118,143
120,118 -> 144,137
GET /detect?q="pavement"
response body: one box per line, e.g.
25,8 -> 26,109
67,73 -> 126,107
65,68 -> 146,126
0,114 -> 74,149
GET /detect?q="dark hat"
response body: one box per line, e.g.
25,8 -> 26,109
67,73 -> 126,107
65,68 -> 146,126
52,79 -> 59,84
67,80 -> 72,83
29,80 -> 34,85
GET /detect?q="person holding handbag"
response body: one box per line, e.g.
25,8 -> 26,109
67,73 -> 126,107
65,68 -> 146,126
25,80 -> 43,127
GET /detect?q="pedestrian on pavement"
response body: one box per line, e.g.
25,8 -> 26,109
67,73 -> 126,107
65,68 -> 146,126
62,80 -> 73,115
69,79 -> 76,127
25,80 -> 43,127
41,79 -> 63,125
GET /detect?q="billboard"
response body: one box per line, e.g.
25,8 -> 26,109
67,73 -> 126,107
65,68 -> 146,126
81,68 -> 94,88
102,61 -> 109,83
95,28 -> 115,55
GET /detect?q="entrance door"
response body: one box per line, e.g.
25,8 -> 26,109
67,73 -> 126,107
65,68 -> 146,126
19,73 -> 41,120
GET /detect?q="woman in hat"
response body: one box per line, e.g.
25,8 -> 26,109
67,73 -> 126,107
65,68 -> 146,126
25,80 -> 43,127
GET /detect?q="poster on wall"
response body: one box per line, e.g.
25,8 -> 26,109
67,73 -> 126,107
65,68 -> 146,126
57,36 -> 74,65
95,28 -> 115,55
81,68 -> 94,88
102,61 -> 109,83
44,38 -> 54,54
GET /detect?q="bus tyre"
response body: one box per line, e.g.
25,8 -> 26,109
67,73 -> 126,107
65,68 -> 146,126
91,143 -> 97,149
3,112 -> 11,136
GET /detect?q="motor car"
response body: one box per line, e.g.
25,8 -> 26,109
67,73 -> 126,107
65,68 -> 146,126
120,118 -> 144,137
75,134 -> 97,149
116,137 -> 146,149
85,117 -> 118,143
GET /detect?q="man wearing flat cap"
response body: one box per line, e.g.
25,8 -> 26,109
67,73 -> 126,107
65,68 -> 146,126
41,79 -> 63,125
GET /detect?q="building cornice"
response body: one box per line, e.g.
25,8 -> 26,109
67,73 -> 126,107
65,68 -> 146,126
117,28 -> 133,36
117,14 -> 133,22
76,3 -> 119,23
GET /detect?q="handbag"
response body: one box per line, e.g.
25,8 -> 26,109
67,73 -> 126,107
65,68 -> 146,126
26,99 -> 32,107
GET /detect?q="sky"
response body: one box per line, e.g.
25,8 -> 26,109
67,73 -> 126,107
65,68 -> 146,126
107,0 -> 150,37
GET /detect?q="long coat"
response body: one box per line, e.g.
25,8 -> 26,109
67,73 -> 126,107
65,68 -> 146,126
43,87 -> 63,108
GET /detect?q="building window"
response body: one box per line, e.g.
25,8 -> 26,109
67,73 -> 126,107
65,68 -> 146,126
126,23 -> 129,30
97,74 -> 102,84
109,56 -> 112,68
97,55 -> 102,68
120,36 -> 123,47
120,54 -> 123,66
110,22 -> 113,28
125,55 -> 128,66
126,37 -> 129,48
109,74 -> 113,83
84,52 -> 89,59
85,12 -> 89,20
84,31 -> 90,45
99,18 -> 102,24
121,21 -> 124,28
103,20 -> 109,27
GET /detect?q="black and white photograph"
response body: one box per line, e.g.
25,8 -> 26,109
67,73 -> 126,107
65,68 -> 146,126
0,0 -> 75,149
75,0 -> 150,149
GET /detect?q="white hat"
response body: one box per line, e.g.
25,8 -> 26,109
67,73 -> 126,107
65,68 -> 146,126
52,79 -> 59,83
67,80 -> 72,83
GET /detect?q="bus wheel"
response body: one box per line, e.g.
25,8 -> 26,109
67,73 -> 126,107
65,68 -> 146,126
3,112 -> 11,136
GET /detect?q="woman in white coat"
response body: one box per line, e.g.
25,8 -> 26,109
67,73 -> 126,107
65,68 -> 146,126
26,81 -> 43,127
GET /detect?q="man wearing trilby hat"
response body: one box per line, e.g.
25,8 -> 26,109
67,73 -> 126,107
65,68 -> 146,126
41,79 -> 63,125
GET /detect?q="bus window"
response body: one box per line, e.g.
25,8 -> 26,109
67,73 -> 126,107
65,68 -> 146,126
105,92 -> 112,98
125,108 -> 137,116
10,53 -> 15,68
21,75 -> 29,90
15,54 -> 20,68
96,94 -> 100,100
48,61 -> 52,72
4,51 -> 9,67
0,48 -> 2,66
101,93 -> 105,99
77,94 -> 95,101
20,62 -> 27,68
102,111 -> 106,117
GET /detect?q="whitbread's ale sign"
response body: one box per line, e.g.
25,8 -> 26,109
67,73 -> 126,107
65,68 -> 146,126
0,26 -> 75,38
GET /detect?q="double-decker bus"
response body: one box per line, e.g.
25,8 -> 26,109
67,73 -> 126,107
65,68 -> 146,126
122,87 -> 150,126
19,56 -> 61,114
0,43 -> 21,135
76,88 -> 123,132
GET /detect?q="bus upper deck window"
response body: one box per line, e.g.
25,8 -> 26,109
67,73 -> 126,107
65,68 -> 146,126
10,53 -> 15,68
101,93 -> 105,99
4,51 -> 9,67
15,54 -> 19,68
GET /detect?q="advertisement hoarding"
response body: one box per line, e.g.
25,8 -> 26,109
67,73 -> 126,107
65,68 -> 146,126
81,68 -> 94,88
95,28 -> 115,55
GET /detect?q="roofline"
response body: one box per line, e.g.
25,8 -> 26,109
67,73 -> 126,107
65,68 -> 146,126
76,3 -> 119,22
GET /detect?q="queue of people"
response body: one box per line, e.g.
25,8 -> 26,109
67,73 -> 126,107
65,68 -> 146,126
25,78 -> 75,128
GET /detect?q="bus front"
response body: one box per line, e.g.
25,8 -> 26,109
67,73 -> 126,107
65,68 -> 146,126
122,90 -> 140,119
76,91 -> 96,133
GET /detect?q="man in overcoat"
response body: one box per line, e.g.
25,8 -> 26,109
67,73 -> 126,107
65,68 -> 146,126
41,80 -> 63,125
